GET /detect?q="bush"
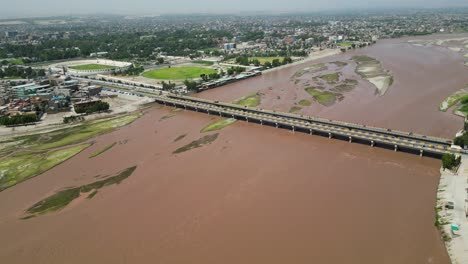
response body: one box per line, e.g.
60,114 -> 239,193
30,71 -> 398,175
63,115 -> 84,124
75,102 -> 110,114
454,132 -> 468,148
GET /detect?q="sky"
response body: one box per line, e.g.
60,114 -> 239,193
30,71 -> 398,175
0,0 -> 467,18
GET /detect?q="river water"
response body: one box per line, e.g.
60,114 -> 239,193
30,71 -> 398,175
1,34 -> 467,263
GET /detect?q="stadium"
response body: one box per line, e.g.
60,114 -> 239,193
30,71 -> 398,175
51,59 -> 132,76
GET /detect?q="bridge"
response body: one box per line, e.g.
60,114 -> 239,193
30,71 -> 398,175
154,93 -> 465,158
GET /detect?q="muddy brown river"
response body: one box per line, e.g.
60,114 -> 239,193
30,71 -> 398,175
1,34 -> 467,263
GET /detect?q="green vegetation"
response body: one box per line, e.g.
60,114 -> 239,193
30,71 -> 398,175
454,125 -> 468,148
333,84 -> 355,92
174,133 -> 219,154
0,113 -> 38,126
331,61 -> 348,67
192,60 -> 214,65
439,88 -> 468,112
344,79 -> 358,85
292,63 -> 326,78
0,65 -> 46,79
298,99 -> 311,106
160,113 -> 177,121
339,42 -> 352,47
352,55 -> 377,63
201,118 -> 237,133
69,64 -> 116,70
63,115 -> 84,124
305,88 -> 338,105
0,144 -> 91,191
227,66 -> 245,75
232,93 -> 261,107
74,101 -> 110,114
442,153 -> 461,170
232,56 -> 292,67
174,134 -> 187,142
319,72 -> 340,83
142,67 -> 216,80
23,166 -> 137,218
0,113 -> 141,156
8,58 -> 24,65
289,106 -> 302,113
89,142 -> 117,158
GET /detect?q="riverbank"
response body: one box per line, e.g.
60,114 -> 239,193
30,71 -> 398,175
437,154 -> 468,263
262,49 -> 342,74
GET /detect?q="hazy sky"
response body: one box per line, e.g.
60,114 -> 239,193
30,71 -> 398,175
1,0 -> 467,18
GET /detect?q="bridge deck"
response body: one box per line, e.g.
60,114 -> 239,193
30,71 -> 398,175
153,94 -> 464,157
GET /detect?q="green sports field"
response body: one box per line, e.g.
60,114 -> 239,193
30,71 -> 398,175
142,67 -> 216,80
69,64 -> 116,70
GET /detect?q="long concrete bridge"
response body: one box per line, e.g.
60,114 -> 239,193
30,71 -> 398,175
154,93 -> 465,158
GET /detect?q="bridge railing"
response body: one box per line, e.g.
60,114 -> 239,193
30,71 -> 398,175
167,94 -> 452,145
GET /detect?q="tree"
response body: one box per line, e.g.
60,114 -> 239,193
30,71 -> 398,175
156,57 -> 164,64
264,61 -> 272,68
184,79 -> 199,93
272,59 -> 281,67
251,59 -> 260,66
161,81 -> 176,91
282,57 -> 292,64
442,153 -> 461,170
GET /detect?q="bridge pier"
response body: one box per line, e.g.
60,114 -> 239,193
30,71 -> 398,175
394,145 -> 398,152
260,120 -> 263,125
275,123 -> 278,128
349,136 -> 352,143
328,132 -> 332,139
246,117 -> 249,123
371,141 -> 375,147
309,129 -> 313,135
207,110 -> 210,115
232,114 -> 235,118
195,107 -> 198,112
292,126 -> 295,133
219,111 -> 222,117
184,105 -> 187,110
420,149 -> 424,157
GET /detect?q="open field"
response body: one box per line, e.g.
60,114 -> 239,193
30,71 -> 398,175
340,42 -> 353,47
0,113 -> 142,191
232,93 -> 261,107
69,64 -> 116,70
6,113 -> 141,151
142,67 -> 216,80
0,144 -> 91,191
201,118 -> 237,133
